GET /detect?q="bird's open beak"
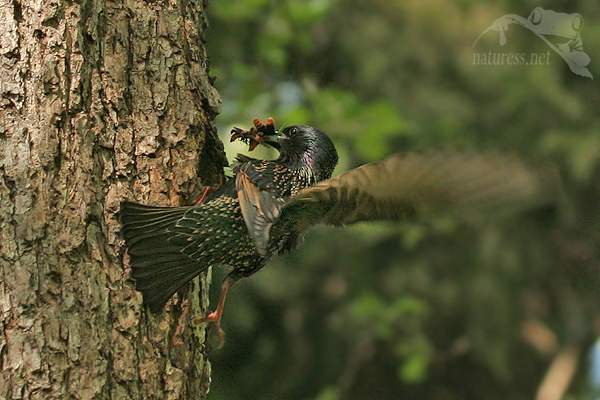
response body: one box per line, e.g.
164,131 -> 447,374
260,134 -> 281,150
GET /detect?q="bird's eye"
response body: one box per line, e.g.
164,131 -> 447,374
290,127 -> 298,135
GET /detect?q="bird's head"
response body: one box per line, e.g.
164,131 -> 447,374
263,125 -> 339,181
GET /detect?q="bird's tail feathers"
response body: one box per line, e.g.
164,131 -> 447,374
120,202 -> 204,312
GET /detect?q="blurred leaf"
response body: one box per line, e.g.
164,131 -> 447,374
312,386 -> 340,400
211,0 -> 269,20
286,0 -> 337,24
539,130 -> 600,184
391,296 -> 428,317
395,337 -> 432,383
350,292 -> 386,321
353,100 -> 405,160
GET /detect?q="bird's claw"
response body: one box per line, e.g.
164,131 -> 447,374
195,279 -> 232,348
195,311 -> 226,348
230,117 -> 277,151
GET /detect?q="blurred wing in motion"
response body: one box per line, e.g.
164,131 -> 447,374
270,151 -> 560,245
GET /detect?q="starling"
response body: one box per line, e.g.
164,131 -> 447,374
120,121 -> 558,345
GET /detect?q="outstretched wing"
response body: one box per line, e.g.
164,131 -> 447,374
270,151 -> 560,245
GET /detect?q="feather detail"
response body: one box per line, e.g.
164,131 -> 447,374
270,151 -> 561,244
120,202 -> 206,312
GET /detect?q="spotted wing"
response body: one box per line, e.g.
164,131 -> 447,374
235,161 -> 286,257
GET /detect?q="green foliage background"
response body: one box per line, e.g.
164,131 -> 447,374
204,1 -> 600,399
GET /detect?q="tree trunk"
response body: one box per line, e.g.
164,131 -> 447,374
0,0 -> 225,398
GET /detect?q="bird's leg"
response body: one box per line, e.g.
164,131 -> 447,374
197,278 -> 233,347
194,186 -> 212,205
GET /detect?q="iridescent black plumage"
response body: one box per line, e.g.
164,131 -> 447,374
121,122 -> 559,338
120,125 -> 339,313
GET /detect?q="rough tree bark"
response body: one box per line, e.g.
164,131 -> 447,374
0,0 -> 226,398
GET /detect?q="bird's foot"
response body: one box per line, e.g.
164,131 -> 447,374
194,279 -> 232,348
196,311 -> 226,348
